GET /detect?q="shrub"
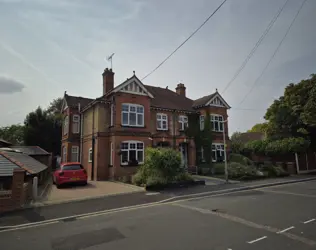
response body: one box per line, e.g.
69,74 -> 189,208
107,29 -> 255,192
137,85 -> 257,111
174,172 -> 194,182
131,172 -> 144,186
229,153 -> 254,166
259,163 -> 289,177
146,175 -> 168,187
228,162 -> 257,179
213,162 -> 225,175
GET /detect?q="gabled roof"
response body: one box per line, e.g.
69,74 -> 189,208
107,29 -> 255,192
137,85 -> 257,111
0,150 -> 48,176
193,92 -> 230,109
62,93 -> 94,111
110,75 -> 154,98
144,85 -> 195,111
10,146 -> 50,156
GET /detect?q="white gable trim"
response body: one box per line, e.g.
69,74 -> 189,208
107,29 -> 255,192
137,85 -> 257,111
60,98 -> 68,112
205,93 -> 230,108
112,77 -> 154,98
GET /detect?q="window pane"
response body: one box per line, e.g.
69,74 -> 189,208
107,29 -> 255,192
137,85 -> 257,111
137,106 -> 144,113
121,151 -> 128,163
63,164 -> 82,170
130,106 -> 136,112
121,143 -> 128,149
137,114 -> 143,125
214,122 -> 219,131
219,122 -> 224,131
122,112 -> 129,125
212,145 -> 216,149
157,114 -> 161,119
157,120 -> 162,129
212,150 -> 216,161
129,113 -> 136,125
137,143 -> 143,149
137,151 -> 143,162
130,143 -> 136,149
218,116 -> 223,121
215,116 -> 219,121
162,120 -> 167,129
122,104 -> 129,112
162,115 -> 167,120
129,150 -> 136,161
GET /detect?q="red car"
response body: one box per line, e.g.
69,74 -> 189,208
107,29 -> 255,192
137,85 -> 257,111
53,162 -> 88,188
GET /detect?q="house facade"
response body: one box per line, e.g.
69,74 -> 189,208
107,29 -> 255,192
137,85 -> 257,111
61,68 -> 231,180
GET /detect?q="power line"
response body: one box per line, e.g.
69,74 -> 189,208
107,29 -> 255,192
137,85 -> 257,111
222,0 -> 290,94
238,0 -> 308,106
141,0 -> 228,81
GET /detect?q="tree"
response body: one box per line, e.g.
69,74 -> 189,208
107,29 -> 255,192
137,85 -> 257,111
248,123 -> 269,134
47,97 -> 63,116
230,132 -> 244,153
0,124 -> 24,145
264,74 -> 316,149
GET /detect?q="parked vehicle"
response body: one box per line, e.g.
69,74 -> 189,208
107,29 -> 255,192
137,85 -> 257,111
53,162 -> 87,188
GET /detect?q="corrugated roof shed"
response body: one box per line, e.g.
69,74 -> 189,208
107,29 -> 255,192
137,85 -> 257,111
0,154 -> 20,177
10,146 -> 50,156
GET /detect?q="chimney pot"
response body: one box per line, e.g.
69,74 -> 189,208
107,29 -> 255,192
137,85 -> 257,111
102,68 -> 115,95
176,83 -> 186,97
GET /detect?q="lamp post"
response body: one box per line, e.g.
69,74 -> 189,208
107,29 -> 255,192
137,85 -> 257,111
222,120 -> 228,183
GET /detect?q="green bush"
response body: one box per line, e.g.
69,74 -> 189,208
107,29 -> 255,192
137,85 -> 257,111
229,153 -> 254,166
213,163 -> 225,175
259,163 -> 289,177
132,147 -> 186,186
174,172 -> 194,182
228,162 -> 257,179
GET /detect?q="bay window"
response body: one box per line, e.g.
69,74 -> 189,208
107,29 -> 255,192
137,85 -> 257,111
179,115 -> 188,131
211,114 -> 224,132
121,141 -> 144,166
121,104 -> 144,127
157,113 -> 168,130
200,115 -> 205,130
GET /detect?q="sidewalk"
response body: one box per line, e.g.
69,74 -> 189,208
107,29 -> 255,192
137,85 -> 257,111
1,175 -> 315,228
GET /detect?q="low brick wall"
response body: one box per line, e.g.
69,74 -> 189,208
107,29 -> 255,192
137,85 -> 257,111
0,169 -> 32,214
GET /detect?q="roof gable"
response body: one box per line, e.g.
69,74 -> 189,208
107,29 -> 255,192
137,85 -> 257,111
112,76 -> 154,98
206,93 -> 230,108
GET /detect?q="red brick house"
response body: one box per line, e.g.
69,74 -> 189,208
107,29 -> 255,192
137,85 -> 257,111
61,68 -> 231,180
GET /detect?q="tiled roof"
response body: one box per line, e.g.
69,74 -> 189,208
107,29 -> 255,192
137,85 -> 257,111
0,154 -> 20,177
193,93 -> 216,107
10,146 -> 50,156
65,94 -> 94,109
0,150 -> 47,175
144,85 -> 195,111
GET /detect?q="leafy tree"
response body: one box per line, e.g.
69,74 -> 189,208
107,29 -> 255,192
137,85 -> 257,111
0,124 -> 24,145
230,132 -> 244,153
46,98 -> 63,116
264,74 -> 316,149
248,123 -> 269,134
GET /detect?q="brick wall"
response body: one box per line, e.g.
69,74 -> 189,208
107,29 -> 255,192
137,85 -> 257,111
0,169 -> 31,214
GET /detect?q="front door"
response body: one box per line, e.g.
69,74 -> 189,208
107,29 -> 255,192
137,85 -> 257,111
179,143 -> 188,167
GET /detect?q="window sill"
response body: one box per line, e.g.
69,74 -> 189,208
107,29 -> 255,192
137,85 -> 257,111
156,129 -> 169,132
120,163 -> 143,167
121,125 -> 145,128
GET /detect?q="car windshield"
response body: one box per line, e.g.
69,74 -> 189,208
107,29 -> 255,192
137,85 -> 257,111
62,164 -> 83,171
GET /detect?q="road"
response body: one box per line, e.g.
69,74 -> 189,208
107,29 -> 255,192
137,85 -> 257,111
1,180 -> 316,250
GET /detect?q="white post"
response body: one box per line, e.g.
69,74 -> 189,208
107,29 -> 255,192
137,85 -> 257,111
295,153 -> 300,174
32,176 -> 38,200
223,121 -> 228,183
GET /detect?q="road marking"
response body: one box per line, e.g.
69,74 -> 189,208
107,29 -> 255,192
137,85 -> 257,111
277,226 -> 295,234
247,236 -> 267,244
146,192 -> 160,196
304,218 -> 315,224
173,203 -> 316,246
263,189 -> 316,198
0,221 -> 58,233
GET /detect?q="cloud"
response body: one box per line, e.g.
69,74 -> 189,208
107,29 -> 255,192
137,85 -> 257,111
0,76 -> 25,94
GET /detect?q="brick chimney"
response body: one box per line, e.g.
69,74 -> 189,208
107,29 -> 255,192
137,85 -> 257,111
176,83 -> 186,97
102,68 -> 115,95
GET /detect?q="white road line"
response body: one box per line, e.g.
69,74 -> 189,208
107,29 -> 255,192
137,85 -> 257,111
304,218 -> 316,224
247,236 -> 267,244
277,226 -> 295,234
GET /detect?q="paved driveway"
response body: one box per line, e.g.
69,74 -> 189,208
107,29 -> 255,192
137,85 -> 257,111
39,181 -> 144,205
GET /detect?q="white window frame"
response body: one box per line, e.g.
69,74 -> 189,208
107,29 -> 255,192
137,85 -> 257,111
88,148 -> 92,163
121,103 -> 144,127
63,116 -> 69,135
71,146 -> 79,162
72,115 -> 80,134
62,146 -> 67,163
110,103 -> 114,126
120,141 -> 144,166
212,143 -> 225,162
179,115 -> 188,131
210,114 -> 224,132
201,146 -> 205,162
110,142 -> 113,165
156,113 -> 168,130
200,115 -> 205,131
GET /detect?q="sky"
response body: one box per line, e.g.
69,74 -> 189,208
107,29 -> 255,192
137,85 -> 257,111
0,0 -> 315,134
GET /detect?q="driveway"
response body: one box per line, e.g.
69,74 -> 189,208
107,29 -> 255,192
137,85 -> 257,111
39,181 -> 144,205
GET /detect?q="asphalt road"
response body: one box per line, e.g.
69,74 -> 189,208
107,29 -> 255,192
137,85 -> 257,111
1,180 -> 316,250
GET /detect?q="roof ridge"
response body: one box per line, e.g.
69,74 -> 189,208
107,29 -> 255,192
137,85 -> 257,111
0,152 -> 32,174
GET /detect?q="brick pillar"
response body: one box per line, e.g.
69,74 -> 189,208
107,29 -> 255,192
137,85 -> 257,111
188,140 -> 196,166
11,169 -> 26,208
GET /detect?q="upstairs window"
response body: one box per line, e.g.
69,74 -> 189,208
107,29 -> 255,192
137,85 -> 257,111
157,113 -> 168,130
121,104 -> 144,127
63,116 -> 69,135
110,103 -> 114,126
179,115 -> 188,131
72,115 -> 80,134
71,146 -> 79,162
200,115 -> 205,131
211,114 -> 224,132
88,148 -> 92,163
121,141 -> 144,165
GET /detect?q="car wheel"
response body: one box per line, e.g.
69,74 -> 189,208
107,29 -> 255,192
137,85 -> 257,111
83,181 -> 88,186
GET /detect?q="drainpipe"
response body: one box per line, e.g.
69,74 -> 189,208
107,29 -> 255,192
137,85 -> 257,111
79,103 -> 83,163
172,109 -> 176,149
91,105 -> 95,180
